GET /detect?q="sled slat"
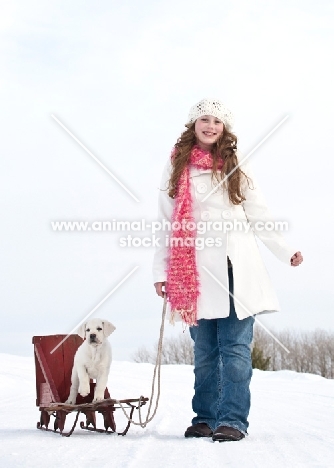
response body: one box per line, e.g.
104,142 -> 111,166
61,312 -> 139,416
34,342 -> 60,404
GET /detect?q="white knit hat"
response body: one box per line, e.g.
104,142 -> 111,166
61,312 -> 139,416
186,98 -> 234,131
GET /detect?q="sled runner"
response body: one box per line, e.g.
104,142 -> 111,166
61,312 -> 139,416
33,334 -> 148,437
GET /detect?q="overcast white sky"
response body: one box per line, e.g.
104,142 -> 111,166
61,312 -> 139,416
1,0 -> 334,359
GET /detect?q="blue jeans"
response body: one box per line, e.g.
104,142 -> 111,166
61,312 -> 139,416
189,266 -> 254,434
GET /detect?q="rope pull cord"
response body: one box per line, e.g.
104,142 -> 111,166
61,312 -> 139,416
115,294 -> 167,427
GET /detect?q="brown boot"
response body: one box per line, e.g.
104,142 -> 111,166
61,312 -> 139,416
212,426 -> 245,442
184,423 -> 213,438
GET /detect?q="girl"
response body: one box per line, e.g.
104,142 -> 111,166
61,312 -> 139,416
153,98 -> 303,442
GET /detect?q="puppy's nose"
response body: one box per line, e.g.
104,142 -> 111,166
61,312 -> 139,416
90,334 -> 96,339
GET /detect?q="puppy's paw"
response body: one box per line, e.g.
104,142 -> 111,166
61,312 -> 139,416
65,398 -> 75,405
78,385 -> 90,397
92,394 -> 104,403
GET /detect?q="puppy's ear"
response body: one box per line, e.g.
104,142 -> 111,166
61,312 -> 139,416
77,322 -> 87,339
103,320 -> 116,337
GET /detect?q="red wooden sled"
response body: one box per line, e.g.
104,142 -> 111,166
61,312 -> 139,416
33,334 -> 148,437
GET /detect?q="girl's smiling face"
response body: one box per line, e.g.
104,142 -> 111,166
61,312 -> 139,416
194,115 -> 224,151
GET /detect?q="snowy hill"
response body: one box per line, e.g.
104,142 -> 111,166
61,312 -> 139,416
0,353 -> 333,468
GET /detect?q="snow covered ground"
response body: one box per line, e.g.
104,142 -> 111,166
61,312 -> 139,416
0,353 -> 333,468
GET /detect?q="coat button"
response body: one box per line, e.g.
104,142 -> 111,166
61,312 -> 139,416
196,183 -> 208,194
201,211 -> 211,221
221,210 -> 231,219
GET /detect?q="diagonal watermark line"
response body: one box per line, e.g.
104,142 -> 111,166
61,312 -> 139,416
202,266 -> 290,353
201,115 -> 289,203
51,114 -> 140,203
50,266 -> 139,354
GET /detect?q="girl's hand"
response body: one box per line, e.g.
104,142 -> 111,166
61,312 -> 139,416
154,281 -> 166,297
290,251 -> 303,267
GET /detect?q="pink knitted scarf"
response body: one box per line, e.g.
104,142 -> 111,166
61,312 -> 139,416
166,145 -> 224,326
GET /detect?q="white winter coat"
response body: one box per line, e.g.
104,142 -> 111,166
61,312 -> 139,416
153,158 -> 297,321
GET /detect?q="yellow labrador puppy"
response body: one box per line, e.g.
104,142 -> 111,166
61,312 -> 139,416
66,318 -> 116,404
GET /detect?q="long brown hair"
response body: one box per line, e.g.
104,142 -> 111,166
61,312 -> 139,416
168,123 -> 250,204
